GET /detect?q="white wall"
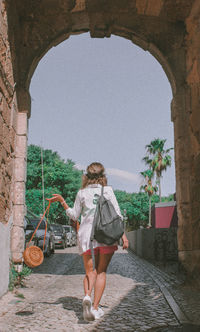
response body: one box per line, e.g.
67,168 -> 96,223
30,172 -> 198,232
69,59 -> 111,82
0,217 -> 12,297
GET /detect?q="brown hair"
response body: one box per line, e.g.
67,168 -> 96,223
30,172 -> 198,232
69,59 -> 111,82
82,162 -> 107,188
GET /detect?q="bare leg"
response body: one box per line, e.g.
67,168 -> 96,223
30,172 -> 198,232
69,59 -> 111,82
82,254 -> 99,296
93,253 -> 113,309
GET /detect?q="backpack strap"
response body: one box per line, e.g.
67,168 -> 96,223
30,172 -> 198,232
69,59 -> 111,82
101,185 -> 104,196
90,185 -> 103,270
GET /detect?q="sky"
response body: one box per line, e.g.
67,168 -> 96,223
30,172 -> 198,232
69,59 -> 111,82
28,33 -> 175,196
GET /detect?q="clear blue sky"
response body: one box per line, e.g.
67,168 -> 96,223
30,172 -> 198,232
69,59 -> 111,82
29,33 -> 175,196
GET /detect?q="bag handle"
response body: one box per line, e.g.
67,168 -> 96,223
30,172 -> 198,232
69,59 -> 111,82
27,201 -> 51,251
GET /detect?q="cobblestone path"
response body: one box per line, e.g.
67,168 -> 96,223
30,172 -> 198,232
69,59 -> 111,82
0,247 -> 199,332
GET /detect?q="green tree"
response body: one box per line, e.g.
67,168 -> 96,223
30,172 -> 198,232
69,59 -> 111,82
143,138 -> 173,201
26,145 -> 82,223
140,169 -> 158,227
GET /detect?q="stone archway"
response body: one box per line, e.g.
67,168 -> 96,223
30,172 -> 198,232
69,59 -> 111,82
0,0 -> 200,295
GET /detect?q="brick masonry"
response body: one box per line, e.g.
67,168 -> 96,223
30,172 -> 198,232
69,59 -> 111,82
0,0 -> 200,292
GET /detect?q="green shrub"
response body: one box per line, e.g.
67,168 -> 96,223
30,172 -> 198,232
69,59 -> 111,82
9,262 -> 32,291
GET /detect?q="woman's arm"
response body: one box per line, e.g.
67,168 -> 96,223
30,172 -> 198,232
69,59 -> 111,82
122,233 -> 129,249
46,194 -> 68,207
65,191 -> 82,221
46,192 -> 82,221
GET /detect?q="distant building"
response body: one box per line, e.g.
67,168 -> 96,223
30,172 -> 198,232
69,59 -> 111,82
151,201 -> 178,228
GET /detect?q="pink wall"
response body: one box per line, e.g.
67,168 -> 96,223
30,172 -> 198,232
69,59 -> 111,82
155,206 -> 175,228
152,202 -> 178,228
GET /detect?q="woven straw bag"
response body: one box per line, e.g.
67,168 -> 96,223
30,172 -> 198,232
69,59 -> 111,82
23,246 -> 44,268
23,202 -> 50,268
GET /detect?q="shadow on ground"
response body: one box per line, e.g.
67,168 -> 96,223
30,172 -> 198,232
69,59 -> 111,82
34,282 -> 182,332
148,325 -> 200,332
28,250 -> 200,332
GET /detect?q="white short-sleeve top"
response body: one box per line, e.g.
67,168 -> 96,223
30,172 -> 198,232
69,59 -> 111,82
65,184 -> 123,254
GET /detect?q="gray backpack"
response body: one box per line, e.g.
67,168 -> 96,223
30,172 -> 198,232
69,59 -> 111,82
90,186 -> 124,267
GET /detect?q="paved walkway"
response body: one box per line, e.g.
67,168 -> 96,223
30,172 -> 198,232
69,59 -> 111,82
0,247 -> 199,332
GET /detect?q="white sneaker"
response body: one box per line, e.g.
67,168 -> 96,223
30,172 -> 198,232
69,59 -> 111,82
98,307 -> 104,318
82,295 -> 95,321
91,306 -> 104,319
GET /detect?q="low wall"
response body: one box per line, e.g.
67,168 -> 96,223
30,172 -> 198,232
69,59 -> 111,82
0,217 -> 12,297
127,228 -> 178,262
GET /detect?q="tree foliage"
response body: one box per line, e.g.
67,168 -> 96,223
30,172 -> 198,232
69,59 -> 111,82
142,138 -> 173,201
140,169 -> 158,227
26,145 -> 82,224
26,144 -> 173,229
114,190 -> 172,230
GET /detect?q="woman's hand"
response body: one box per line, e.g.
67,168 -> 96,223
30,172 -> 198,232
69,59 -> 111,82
122,233 -> 129,250
70,219 -> 80,233
46,194 -> 64,204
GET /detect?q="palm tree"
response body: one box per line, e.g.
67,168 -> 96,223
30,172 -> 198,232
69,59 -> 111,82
140,169 -> 157,227
143,138 -> 173,201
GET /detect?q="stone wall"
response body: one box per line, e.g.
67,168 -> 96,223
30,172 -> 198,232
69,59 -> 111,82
127,228 -> 178,262
0,0 -> 15,224
0,0 -> 200,295
175,0 -> 200,280
0,0 -> 17,296
11,110 -> 28,263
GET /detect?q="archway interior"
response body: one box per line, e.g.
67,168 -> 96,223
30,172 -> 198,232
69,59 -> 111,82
29,33 -> 174,195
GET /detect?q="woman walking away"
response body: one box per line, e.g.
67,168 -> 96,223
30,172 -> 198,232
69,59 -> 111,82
47,162 -> 129,321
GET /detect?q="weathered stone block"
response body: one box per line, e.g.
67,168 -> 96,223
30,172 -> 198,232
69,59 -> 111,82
187,59 -> 200,84
176,177 -> 191,204
16,86 -> 31,114
71,0 -> 86,13
178,225 -> 193,251
15,134 -> 27,159
10,225 -> 25,253
16,112 -> 28,136
0,196 -> 6,223
174,137 -> 191,171
0,113 -> 3,141
13,204 -> 25,227
14,157 -> 26,182
178,223 -> 200,251
174,118 -> 190,142
135,0 -> 146,15
190,114 -> 200,146
12,252 -> 23,263
0,176 -> 7,196
177,203 -> 191,226
0,145 -> 7,164
190,132 -> 200,156
5,157 -> 13,179
9,127 -> 16,153
2,122 -> 11,155
13,182 -> 25,205
146,0 -> 164,16
190,181 -> 200,203
191,202 -> 200,222
179,249 -> 200,278
11,101 -> 18,132
1,95 -> 11,125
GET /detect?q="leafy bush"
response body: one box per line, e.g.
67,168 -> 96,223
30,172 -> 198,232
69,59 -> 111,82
9,263 -> 32,290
